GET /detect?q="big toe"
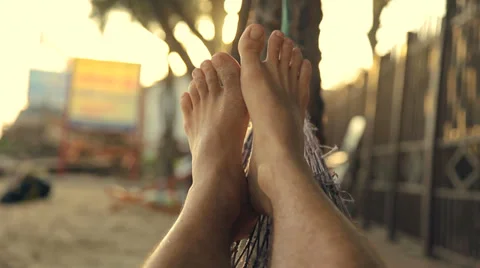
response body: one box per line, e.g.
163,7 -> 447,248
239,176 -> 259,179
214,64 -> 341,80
180,92 -> 193,134
211,52 -> 241,92
238,24 -> 265,68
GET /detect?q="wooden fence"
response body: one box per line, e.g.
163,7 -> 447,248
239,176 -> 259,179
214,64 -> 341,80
323,1 -> 479,265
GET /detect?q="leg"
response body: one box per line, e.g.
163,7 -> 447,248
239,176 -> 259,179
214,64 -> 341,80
238,24 -> 386,268
143,53 -> 248,268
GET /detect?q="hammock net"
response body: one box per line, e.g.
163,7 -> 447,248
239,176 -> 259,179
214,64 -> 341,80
231,117 -> 352,267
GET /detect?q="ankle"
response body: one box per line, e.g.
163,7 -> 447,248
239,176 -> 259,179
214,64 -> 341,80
257,155 -> 313,205
184,183 -> 241,225
188,164 -> 246,221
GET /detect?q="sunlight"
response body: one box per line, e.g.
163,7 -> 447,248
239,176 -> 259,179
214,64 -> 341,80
186,38 -> 213,67
224,0 -> 242,14
174,21 -> 212,67
101,11 -> 170,86
222,13 -> 239,44
0,0 -> 174,129
0,0 -> 46,127
222,0 -> 240,44
173,21 -> 191,42
196,15 -> 215,41
320,0 -> 446,89
149,21 -> 166,40
320,0 -> 372,90
375,0 -> 446,56
168,52 -> 188,77
0,0 -> 449,129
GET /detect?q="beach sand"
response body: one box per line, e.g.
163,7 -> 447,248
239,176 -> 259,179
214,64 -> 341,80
0,175 -> 459,268
0,176 -> 177,268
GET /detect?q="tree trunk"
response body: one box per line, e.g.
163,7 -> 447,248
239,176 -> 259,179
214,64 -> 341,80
255,0 -> 325,143
297,0 -> 325,144
255,0 -> 282,59
150,0 -> 196,73
157,70 -> 178,178
211,0 -> 227,52
231,0 -> 253,61
368,0 -> 389,53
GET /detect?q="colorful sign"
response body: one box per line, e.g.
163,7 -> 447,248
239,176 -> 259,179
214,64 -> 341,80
28,70 -> 70,112
68,59 -> 141,132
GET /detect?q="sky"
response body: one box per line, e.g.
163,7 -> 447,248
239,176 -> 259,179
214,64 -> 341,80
0,0 -> 445,132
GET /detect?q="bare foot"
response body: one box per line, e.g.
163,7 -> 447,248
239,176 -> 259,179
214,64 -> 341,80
238,24 -> 312,215
180,52 -> 249,225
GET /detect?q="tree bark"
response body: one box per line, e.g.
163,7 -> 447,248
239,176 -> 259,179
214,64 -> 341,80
231,0 -> 253,61
150,0 -> 196,73
157,69 -> 178,178
210,0 -> 227,52
255,0 -> 282,59
368,0 -> 389,53
167,1 -> 215,52
297,0 -> 325,143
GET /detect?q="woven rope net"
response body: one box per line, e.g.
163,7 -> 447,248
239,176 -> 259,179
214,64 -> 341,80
231,116 -> 351,267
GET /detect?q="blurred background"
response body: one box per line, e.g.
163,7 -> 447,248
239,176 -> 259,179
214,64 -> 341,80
0,0 -> 477,267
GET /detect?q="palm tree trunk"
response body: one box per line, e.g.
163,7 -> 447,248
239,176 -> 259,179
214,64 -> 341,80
368,0 -> 389,52
150,0 -> 196,72
157,69 -> 178,177
255,0 -> 282,59
210,0 -> 227,52
231,0 -> 253,61
297,0 -> 325,143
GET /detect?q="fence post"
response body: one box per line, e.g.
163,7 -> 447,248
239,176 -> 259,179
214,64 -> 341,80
421,0 -> 455,256
358,56 -> 380,229
385,43 -> 408,241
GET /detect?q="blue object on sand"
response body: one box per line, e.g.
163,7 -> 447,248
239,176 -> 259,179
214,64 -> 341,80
1,174 -> 51,204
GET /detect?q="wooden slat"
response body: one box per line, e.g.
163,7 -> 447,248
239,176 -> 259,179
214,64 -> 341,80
421,1 -> 454,256
385,43 -> 408,241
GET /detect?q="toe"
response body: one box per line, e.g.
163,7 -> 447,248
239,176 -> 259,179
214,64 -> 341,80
211,52 -> 241,92
180,92 -> 193,133
238,24 -> 265,69
180,92 -> 193,114
192,68 -> 208,99
289,48 -> 303,91
265,30 -> 284,68
188,80 -> 200,106
200,60 -> 221,94
298,59 -> 312,112
280,38 -> 294,88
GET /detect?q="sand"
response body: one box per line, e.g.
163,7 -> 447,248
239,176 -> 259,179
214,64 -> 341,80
0,176 -> 177,268
0,175 -> 460,268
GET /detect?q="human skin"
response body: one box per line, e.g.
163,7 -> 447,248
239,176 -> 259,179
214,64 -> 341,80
143,53 -> 248,268
143,24 -> 386,268
237,24 -> 386,268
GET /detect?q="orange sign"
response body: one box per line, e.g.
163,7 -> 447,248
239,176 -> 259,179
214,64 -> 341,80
68,58 -> 141,131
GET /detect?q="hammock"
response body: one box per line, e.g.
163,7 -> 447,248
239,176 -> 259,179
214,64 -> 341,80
231,2 -> 350,265
231,118 -> 351,267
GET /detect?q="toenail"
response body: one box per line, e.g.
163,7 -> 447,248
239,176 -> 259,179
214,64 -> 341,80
249,25 -> 264,40
274,30 -> 283,37
192,68 -> 202,77
201,60 -> 211,68
304,59 -> 312,69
